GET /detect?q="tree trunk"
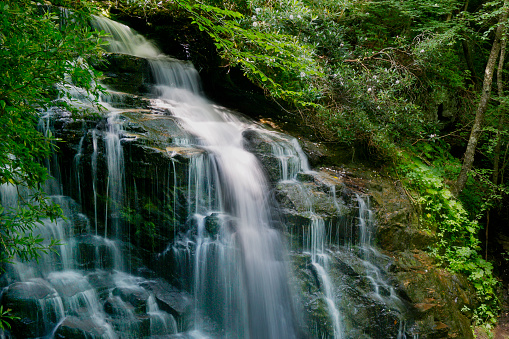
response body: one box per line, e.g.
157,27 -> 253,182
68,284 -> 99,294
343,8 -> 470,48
492,36 -> 507,186
486,31 -> 507,260
452,4 -> 508,196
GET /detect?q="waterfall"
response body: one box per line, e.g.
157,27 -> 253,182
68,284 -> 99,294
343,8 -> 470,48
91,15 -> 302,339
0,14 -> 417,339
306,217 -> 343,339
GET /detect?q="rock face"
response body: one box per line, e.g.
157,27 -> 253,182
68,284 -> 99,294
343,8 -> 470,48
0,43 -> 479,338
2,281 -> 63,338
366,171 -> 478,338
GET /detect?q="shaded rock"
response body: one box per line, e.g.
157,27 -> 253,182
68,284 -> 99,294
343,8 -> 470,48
74,235 -> 121,270
86,271 -> 116,300
54,316 -> 110,339
95,53 -> 151,94
140,278 -> 192,319
204,213 -> 232,237
112,286 -> 150,314
2,280 -> 63,338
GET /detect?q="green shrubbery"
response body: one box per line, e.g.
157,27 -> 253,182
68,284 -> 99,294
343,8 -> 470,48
0,0 -> 105,265
395,143 -> 500,329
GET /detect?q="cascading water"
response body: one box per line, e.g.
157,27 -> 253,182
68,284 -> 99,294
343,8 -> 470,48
306,217 -> 343,339
354,195 -> 411,338
92,16 -> 303,339
0,14 -> 418,339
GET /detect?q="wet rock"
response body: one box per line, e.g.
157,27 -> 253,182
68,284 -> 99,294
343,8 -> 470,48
95,54 -> 151,94
104,91 -> 151,110
54,316 -> 109,338
1,280 -> 62,338
242,129 -> 272,154
290,253 -> 334,338
74,235 -> 120,270
86,271 -> 116,300
204,213 -> 231,237
140,278 -> 192,319
112,286 -> 150,314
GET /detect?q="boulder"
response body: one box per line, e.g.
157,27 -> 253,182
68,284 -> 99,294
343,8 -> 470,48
2,280 -> 63,338
54,316 -> 111,339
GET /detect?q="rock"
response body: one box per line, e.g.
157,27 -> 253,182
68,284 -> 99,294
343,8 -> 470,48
112,286 -> 150,314
95,54 -> 152,94
2,280 -> 63,338
140,278 -> 192,319
74,235 -> 121,270
54,316 -> 110,338
86,271 -> 122,302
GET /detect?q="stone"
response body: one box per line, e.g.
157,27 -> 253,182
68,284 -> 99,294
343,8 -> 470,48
2,280 -> 63,338
112,286 -> 150,314
140,278 -> 192,318
54,316 -> 109,339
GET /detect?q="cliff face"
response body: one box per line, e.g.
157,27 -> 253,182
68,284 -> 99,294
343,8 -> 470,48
0,15 -> 478,337
52,50 -> 477,338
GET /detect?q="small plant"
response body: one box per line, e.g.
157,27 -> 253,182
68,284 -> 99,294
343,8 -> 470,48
0,305 -> 19,330
396,150 -> 500,326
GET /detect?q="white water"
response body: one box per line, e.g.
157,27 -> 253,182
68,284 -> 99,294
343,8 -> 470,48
0,38 -> 178,338
307,217 -> 343,339
355,195 -> 410,339
0,14 -> 416,338
91,15 -> 302,338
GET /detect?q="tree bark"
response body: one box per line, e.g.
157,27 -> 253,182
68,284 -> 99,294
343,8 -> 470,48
452,4 -> 508,196
486,31 -> 507,260
492,36 -> 507,186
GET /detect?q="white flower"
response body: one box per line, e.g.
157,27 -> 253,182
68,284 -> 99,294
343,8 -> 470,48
367,87 -> 372,92
300,71 -> 306,77
340,43 -> 344,47
255,8 -> 261,13
297,15 -> 302,19
395,80 -> 400,84
289,14 -> 294,20
252,15 -> 256,20
253,22 -> 258,27
377,106 -> 381,109
373,75 -> 377,79
420,49 -> 425,53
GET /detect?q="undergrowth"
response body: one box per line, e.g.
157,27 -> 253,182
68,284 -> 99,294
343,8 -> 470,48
395,146 -> 500,331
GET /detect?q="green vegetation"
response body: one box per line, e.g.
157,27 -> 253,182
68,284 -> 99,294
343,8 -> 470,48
0,0 -> 105,266
396,150 -> 499,327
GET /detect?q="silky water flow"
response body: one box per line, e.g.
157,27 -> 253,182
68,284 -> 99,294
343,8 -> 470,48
0,15 -> 416,339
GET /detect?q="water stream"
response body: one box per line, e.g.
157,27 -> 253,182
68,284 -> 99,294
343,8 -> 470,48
0,15 -> 416,339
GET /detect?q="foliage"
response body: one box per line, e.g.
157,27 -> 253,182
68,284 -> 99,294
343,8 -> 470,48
176,0 -> 325,108
0,0 -> 104,274
0,306 -> 18,330
396,149 -> 500,327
